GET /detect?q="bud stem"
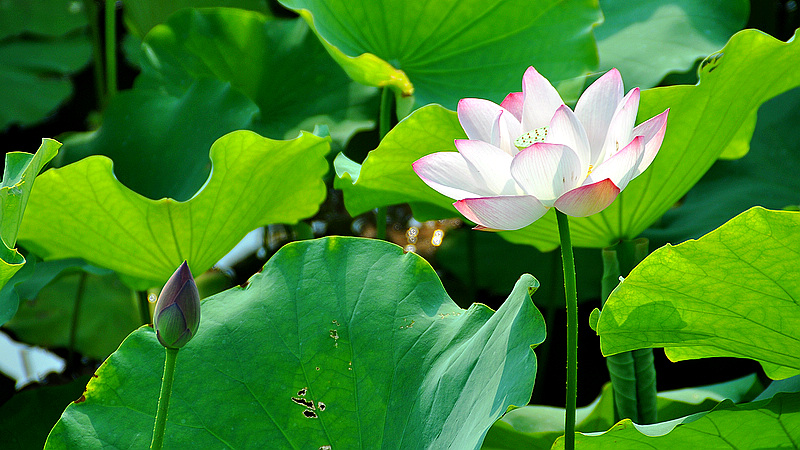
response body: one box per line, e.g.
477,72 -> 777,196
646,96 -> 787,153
150,347 -> 179,450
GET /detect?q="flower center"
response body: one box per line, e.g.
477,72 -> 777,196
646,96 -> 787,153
514,126 -> 548,149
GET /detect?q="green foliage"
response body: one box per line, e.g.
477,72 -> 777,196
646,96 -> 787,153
136,8 -> 378,146
595,0 -> 749,88
279,0 -> 601,110
482,375 -> 761,449
595,207 -> 800,379
45,237 -> 545,449
18,131 -> 330,290
336,29 -> 800,251
122,0 -> 269,37
0,140 -> 60,322
0,0 -> 92,129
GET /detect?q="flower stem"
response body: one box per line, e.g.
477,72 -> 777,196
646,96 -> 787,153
150,347 -> 179,450
555,210 -> 577,450
104,0 -> 117,98
375,87 -> 394,240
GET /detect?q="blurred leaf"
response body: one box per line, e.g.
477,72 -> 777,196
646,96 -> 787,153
0,36 -> 92,130
0,140 -> 60,323
137,9 -> 378,145
279,0 -> 601,110
596,207 -> 800,380
554,392 -> 800,449
6,268 -> 138,360
123,0 -> 269,38
45,237 -> 545,449
644,86 -> 800,246
595,0 -> 749,89
0,0 -> 88,39
0,376 -> 90,450
18,131 -> 330,290
336,29 -> 800,251
58,79 -> 258,202
482,374 -> 760,449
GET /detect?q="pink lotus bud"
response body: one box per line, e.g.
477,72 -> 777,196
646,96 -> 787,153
153,261 -> 200,349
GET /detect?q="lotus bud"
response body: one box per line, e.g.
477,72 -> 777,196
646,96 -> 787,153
153,261 -> 200,349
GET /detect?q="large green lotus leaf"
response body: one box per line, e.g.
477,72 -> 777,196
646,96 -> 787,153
595,0 -> 748,89
482,374 -> 760,449
0,376 -> 90,450
594,207 -> 800,380
644,86 -> 800,246
6,269 -> 139,360
58,78 -> 258,202
0,0 -> 88,39
336,29 -> 800,251
278,0 -> 601,110
553,392 -> 800,449
136,9 -> 378,146
122,0 -> 268,38
0,36 -> 92,130
18,131 -> 330,290
44,237 -> 545,449
0,140 -> 60,309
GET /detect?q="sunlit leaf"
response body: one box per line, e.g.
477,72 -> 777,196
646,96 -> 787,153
18,131 -> 330,290
279,0 -> 601,110
596,207 -> 800,380
45,237 -> 545,449
122,0 -> 269,38
0,139 -> 60,322
336,29 -> 800,251
136,9 -> 378,145
553,392 -> 800,449
595,0 -> 748,89
482,375 -> 760,449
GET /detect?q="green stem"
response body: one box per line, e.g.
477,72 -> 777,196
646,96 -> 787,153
150,347 -> 179,450
375,87 -> 394,241
67,272 -> 89,372
104,0 -> 117,98
600,239 -> 657,424
86,0 -> 105,106
138,290 -> 151,325
555,210 -> 577,450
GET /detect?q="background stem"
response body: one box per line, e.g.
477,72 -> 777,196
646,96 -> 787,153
556,210 -> 577,450
150,347 -> 179,450
375,87 -> 394,240
104,0 -> 117,98
138,290 -> 151,325
67,272 -> 89,373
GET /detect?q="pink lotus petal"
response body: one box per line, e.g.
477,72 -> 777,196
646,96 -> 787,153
454,195 -> 549,230
454,139 -> 519,195
510,142 -> 584,205
599,87 -> 640,164
500,92 -> 523,121
521,66 -> 565,131
458,98 -> 520,145
585,136 -> 644,191
632,109 -> 669,174
413,152 -> 493,200
547,105 -> 592,173
554,178 -> 620,217
575,68 -> 624,165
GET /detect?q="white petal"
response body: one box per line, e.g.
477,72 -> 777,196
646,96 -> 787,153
413,151 -> 495,200
454,195 -> 549,230
575,68 -> 624,164
554,179 -> 620,217
632,109 -> 669,174
458,98 -> 520,145
454,139 -> 520,195
490,110 -> 520,156
585,136 -> 645,191
510,143 -> 584,205
521,67 -> 565,132
598,87 -> 640,165
547,104 -> 591,174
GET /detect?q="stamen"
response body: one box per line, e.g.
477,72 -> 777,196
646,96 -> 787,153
587,164 -> 594,175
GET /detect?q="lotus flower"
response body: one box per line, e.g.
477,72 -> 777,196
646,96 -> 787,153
413,67 -> 669,230
153,261 -> 200,349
